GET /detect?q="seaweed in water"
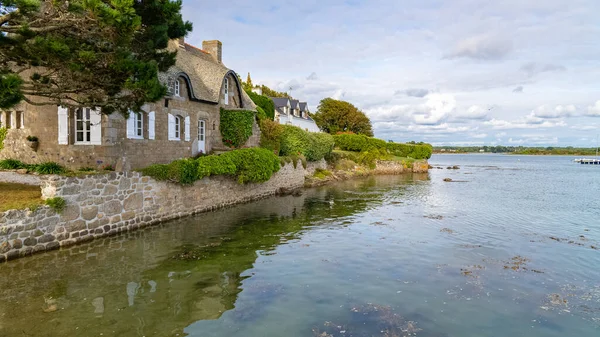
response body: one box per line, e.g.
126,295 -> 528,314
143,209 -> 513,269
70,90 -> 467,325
313,303 -> 426,337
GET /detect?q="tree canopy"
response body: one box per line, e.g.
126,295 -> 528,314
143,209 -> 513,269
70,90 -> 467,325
0,0 -> 192,114
312,98 -> 373,136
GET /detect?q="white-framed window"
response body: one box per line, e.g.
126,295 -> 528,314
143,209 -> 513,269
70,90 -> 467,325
134,112 -> 143,137
127,111 -> 144,139
224,78 -> 229,104
174,79 -> 181,97
75,107 -> 92,143
198,120 -> 205,141
175,116 -> 181,139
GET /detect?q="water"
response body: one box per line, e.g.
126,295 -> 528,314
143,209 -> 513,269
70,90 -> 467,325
1,154 -> 599,337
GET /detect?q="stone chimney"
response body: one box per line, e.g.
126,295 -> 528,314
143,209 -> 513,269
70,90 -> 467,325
178,37 -> 185,49
202,40 -> 222,63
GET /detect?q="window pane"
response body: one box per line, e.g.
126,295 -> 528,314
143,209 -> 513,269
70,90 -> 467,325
77,132 -> 83,142
86,131 -> 91,142
76,108 -> 82,120
76,121 -> 83,131
85,108 -> 90,120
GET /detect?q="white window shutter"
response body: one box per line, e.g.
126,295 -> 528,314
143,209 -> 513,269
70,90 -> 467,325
57,106 -> 69,145
168,113 -> 175,140
126,112 -> 135,139
90,108 -> 102,145
184,116 -> 190,141
148,111 -> 155,140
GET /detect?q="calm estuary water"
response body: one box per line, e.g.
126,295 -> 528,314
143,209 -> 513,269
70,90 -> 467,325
1,154 -> 599,337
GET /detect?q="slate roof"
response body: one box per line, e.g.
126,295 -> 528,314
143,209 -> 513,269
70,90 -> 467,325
290,100 -> 300,109
159,40 -> 256,109
299,102 -> 308,112
270,97 -> 290,108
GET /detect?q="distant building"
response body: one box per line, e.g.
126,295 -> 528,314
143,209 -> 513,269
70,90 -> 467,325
270,97 -> 320,132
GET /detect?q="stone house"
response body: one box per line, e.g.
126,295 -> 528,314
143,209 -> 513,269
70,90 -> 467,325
0,39 -> 259,171
271,97 -> 320,132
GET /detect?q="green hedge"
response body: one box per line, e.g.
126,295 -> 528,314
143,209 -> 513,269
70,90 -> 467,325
333,134 -> 432,159
279,125 -> 311,157
246,90 -> 275,120
220,108 -> 254,148
306,132 -> 335,161
141,148 -> 280,185
278,125 -> 334,161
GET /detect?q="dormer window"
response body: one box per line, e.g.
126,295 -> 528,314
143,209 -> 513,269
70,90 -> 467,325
174,79 -> 181,97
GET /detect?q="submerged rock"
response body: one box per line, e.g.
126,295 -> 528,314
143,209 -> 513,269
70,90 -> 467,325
443,178 -> 453,182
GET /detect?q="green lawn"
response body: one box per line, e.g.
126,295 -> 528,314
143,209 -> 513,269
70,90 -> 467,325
0,183 -> 43,212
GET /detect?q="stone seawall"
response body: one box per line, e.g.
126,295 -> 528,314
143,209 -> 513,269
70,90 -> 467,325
0,160 -> 326,262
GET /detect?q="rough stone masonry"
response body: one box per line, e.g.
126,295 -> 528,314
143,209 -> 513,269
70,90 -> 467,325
0,160 -> 326,262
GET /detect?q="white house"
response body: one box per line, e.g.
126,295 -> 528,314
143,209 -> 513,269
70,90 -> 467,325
270,97 -> 320,132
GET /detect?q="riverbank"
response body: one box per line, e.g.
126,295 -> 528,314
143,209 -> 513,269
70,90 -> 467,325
0,159 -> 428,262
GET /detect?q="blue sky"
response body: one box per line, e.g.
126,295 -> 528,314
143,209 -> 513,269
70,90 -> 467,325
182,0 -> 600,146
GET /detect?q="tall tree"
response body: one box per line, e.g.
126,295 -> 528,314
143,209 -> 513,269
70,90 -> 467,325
0,0 -> 192,114
312,98 -> 373,136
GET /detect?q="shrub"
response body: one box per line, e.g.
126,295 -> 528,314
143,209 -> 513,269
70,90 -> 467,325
140,164 -> 170,181
259,119 -> 284,154
166,159 -> 198,185
246,90 -> 275,120
45,197 -> 66,213
357,149 -> 390,169
197,155 -> 236,179
220,108 -> 255,148
326,150 -> 360,164
334,134 -> 432,159
227,148 -> 281,184
0,159 -> 26,170
141,148 -> 281,185
34,162 -> 65,175
279,125 -> 311,157
255,106 -> 268,121
306,132 -> 335,161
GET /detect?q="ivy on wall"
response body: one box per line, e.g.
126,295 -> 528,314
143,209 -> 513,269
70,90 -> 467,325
220,108 -> 255,148
0,127 -> 7,151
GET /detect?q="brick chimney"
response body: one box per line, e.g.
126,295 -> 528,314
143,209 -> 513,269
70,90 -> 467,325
202,40 -> 222,63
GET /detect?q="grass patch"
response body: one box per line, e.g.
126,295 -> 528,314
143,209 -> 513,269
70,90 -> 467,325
313,168 -> 332,180
0,183 -> 43,212
45,197 -> 66,213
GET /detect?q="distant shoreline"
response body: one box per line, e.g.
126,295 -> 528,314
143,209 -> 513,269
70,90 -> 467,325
433,152 -> 597,156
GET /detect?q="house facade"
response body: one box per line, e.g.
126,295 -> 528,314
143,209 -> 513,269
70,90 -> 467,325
271,97 -> 320,132
0,39 -> 259,171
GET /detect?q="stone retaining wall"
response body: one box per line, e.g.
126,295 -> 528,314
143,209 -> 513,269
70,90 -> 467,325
0,160 -> 326,262
371,159 -> 429,175
0,171 -> 42,186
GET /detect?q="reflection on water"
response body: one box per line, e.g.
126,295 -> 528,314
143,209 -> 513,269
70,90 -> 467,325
1,156 -> 599,337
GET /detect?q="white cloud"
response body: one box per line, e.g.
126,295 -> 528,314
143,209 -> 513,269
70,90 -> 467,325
472,133 -> 488,139
587,101 -> 600,117
413,93 -> 456,125
454,105 -> 489,120
530,104 -> 576,119
444,34 -> 513,60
